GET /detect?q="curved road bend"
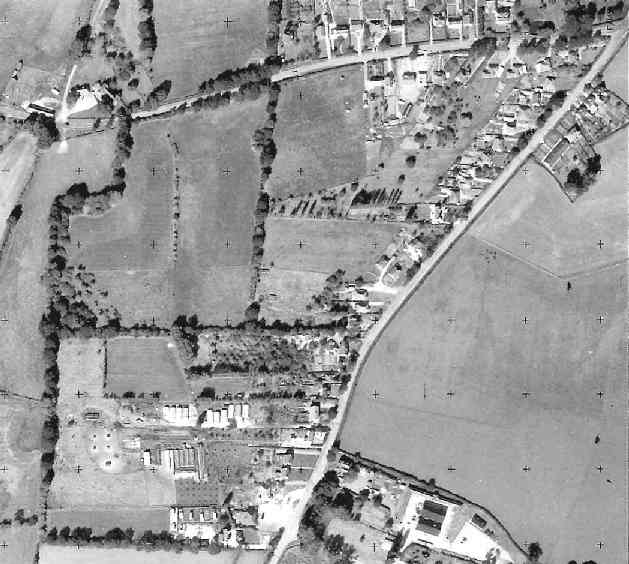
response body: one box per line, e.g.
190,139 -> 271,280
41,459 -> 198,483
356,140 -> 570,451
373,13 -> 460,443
268,18 -> 629,564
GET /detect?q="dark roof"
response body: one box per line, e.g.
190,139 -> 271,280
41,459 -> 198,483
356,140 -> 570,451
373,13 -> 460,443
423,500 -> 447,516
175,479 -> 220,506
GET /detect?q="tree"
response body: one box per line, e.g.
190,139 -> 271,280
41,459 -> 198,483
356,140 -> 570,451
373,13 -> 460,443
199,387 -> 216,399
527,541 -> 543,562
405,155 -> 417,168
325,534 -> 345,555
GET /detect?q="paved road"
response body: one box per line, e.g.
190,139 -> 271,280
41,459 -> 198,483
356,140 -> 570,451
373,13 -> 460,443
133,38 -> 475,119
271,37 -> 474,82
267,17 -> 629,564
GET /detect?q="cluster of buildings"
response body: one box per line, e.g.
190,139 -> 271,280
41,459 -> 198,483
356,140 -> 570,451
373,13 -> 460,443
335,456 -> 517,564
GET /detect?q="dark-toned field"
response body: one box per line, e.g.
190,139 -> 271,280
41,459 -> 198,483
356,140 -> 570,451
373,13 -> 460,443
106,337 -> 189,400
48,507 -> 170,535
267,67 -> 369,200
169,98 -> 267,324
341,149 -> 627,563
151,0 -> 269,99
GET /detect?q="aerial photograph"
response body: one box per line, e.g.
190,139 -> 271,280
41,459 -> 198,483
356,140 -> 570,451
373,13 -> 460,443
0,1 -> 626,564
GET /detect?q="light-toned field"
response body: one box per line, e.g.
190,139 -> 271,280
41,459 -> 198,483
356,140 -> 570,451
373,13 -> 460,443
39,545 -> 265,564
0,0 -> 90,92
0,130 -> 116,397
169,99 -> 267,324
472,129 -> 627,276
267,67 -> 369,200
257,269 -> 328,323
106,337 -> 189,400
263,218 -> 403,278
0,524 -> 40,564
0,133 -> 37,236
342,153 -> 627,563
151,0 -> 269,99
327,517 -> 387,564
603,36 -> 628,100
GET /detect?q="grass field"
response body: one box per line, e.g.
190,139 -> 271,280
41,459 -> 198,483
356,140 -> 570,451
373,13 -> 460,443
0,0 -> 90,92
267,67 -> 369,200
106,337 -> 189,400
40,545 -> 266,564
341,161 -> 627,563
71,120 -> 174,271
0,130 -> 116,398
169,98 -> 267,324
151,0 -> 269,100
259,217 -> 403,320
472,129 -> 627,277
0,399 -> 46,524
0,133 -> 37,238
603,37 -> 628,100
0,524 -> 39,564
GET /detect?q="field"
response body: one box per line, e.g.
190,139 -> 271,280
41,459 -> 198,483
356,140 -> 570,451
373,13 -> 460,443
51,339 -> 176,512
70,99 -> 267,326
106,337 -> 189,400
267,67 -> 369,200
169,98 -> 267,324
603,36 -> 628,100
472,129 -> 627,277
0,133 -> 37,238
40,545 -> 266,564
151,0 -> 269,100
0,0 -> 90,92
341,150 -> 627,562
258,218 -> 403,320
70,120 -> 174,272
0,524 -> 40,564
0,130 -> 116,397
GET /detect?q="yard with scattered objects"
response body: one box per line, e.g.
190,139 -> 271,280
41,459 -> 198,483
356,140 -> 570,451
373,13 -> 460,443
0,130 -> 116,397
341,155 -> 626,564
267,67 -> 369,201
151,0 -> 269,99
106,337 -> 189,400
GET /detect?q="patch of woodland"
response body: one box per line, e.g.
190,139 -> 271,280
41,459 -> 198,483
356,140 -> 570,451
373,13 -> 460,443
0,204 -> 22,264
137,0 -> 157,60
266,0 -> 283,54
21,113 -> 60,148
198,57 -> 284,94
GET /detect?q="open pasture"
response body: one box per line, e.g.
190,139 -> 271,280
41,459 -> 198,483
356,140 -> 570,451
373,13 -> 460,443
263,217 -> 403,278
0,0 -> 90,92
106,336 -> 189,400
603,36 -> 628,100
151,0 -> 269,99
0,524 -> 40,564
472,130 -> 627,277
0,399 -> 45,521
70,120 -> 173,272
267,67 -> 368,201
0,130 -> 116,397
342,214 -> 626,563
169,98 -> 267,324
0,133 -> 37,239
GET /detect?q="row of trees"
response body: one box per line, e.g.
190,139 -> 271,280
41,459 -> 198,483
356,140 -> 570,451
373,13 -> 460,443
46,526 -> 223,553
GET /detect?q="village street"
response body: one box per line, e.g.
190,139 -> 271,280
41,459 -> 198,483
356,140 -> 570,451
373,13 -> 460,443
267,15 -> 629,564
